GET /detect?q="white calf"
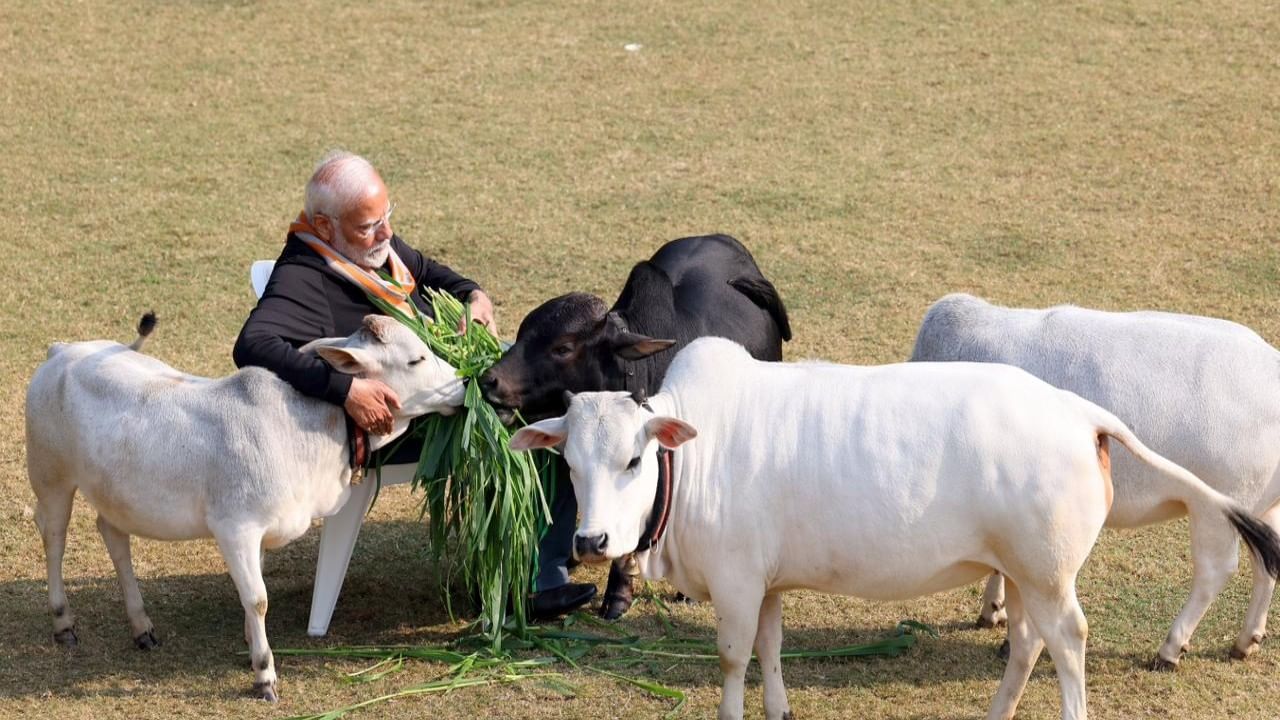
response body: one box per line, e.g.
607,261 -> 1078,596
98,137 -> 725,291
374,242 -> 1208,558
911,293 -> 1280,667
511,338 -> 1280,720
25,314 -> 464,700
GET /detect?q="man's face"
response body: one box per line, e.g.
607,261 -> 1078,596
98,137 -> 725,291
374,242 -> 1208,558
317,178 -> 395,269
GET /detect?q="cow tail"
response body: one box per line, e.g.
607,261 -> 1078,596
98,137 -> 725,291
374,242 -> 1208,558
728,276 -> 792,342
1084,400 -> 1280,579
129,311 -> 158,352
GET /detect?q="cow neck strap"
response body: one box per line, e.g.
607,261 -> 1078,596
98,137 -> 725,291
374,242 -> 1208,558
635,446 -> 674,552
344,414 -> 369,486
634,397 -> 674,552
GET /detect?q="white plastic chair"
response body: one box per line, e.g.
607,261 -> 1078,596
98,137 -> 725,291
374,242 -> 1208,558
250,260 -> 417,637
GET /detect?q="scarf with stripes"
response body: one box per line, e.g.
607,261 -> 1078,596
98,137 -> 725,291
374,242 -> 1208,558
289,212 -> 419,317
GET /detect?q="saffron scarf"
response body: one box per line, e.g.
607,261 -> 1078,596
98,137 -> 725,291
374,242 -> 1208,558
289,212 -> 419,317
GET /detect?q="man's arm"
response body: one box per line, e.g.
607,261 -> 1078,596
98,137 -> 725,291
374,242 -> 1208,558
234,263 -> 403,434
394,235 -> 481,301
233,264 -> 352,405
393,236 -> 496,332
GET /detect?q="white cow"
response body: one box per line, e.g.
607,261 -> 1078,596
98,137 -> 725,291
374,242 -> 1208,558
510,337 -> 1280,720
25,313 -> 465,701
911,293 -> 1280,668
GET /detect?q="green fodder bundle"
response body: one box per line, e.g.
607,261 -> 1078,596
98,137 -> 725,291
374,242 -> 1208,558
369,286 -> 552,650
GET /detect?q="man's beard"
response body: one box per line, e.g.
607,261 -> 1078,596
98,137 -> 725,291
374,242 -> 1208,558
331,226 -> 391,269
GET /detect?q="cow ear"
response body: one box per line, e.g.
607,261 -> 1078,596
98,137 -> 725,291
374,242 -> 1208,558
613,333 -> 676,361
509,417 -> 568,451
297,336 -> 347,357
316,345 -> 377,375
645,416 -> 697,449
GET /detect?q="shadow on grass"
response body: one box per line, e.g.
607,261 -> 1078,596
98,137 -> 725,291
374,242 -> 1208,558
0,518 -> 475,701
1,516 -> 1180,704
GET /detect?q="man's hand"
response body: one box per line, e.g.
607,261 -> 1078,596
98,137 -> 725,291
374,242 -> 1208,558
461,290 -> 497,336
345,377 -> 401,435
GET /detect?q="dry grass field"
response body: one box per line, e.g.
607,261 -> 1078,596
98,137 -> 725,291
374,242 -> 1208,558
2,1 -> 1279,718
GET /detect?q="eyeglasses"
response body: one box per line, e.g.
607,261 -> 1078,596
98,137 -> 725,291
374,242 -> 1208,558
351,203 -> 394,240
320,203 -> 395,241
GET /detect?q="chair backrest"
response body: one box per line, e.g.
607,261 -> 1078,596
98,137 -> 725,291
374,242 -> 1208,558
250,260 -> 276,300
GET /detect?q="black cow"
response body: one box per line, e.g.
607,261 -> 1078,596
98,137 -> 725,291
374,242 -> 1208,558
481,234 -> 791,619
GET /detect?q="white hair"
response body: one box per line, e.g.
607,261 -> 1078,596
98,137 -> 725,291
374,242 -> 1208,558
304,150 -> 380,220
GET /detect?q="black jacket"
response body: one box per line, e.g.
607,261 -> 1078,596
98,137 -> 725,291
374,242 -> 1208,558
233,233 -> 481,406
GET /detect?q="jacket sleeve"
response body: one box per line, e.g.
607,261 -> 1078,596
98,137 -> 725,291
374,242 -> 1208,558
394,237 -> 483,301
232,263 -> 353,406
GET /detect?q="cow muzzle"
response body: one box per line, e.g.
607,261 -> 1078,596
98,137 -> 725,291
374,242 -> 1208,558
573,532 -> 609,563
478,370 -> 520,425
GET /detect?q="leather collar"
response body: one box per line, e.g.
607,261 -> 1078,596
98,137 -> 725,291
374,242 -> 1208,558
635,446 -> 673,552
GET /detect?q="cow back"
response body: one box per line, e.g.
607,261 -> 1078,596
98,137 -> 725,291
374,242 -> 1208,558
911,294 -> 1280,520
615,234 -> 789,394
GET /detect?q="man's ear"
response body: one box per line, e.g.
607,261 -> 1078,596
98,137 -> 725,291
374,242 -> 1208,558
644,416 -> 697,449
612,332 -> 676,361
509,416 -> 568,451
316,345 -> 377,375
311,212 -> 334,242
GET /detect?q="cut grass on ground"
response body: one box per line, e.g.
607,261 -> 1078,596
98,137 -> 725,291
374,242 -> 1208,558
2,1 -> 1279,718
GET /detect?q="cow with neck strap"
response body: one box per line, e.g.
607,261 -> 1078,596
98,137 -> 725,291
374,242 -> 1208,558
509,338 -> 1280,720
480,234 -> 792,620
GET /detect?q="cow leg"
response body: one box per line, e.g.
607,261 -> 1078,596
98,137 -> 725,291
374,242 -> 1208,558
977,571 -> 1008,628
95,515 -> 157,649
245,547 -> 265,668
753,592 -> 791,720
1233,502 -> 1280,660
1152,514 -> 1239,670
1020,583 -> 1089,720
600,555 -> 636,620
215,527 -> 277,701
245,548 -> 264,646
33,480 -> 77,646
713,584 -> 765,720
985,579 -> 1043,720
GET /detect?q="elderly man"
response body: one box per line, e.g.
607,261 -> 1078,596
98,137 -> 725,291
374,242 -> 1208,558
234,151 -> 596,619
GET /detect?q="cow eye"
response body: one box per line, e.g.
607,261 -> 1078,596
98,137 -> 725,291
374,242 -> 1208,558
408,356 -> 427,366
551,343 -> 574,359
626,455 -> 642,471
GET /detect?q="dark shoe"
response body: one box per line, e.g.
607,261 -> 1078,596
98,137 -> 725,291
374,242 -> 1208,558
530,583 -> 597,621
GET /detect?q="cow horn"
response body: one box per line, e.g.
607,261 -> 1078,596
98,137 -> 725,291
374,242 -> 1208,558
362,315 -> 394,343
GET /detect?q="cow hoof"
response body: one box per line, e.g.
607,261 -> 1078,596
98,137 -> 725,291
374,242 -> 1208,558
782,712 -> 795,720
599,596 -> 632,621
1231,634 -> 1264,661
253,680 -> 278,702
134,629 -> 160,650
997,639 -> 1010,661
1148,656 -> 1179,672
53,627 -> 78,647
673,592 -> 694,604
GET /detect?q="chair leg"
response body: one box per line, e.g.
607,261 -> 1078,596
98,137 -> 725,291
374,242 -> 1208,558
308,480 -> 377,637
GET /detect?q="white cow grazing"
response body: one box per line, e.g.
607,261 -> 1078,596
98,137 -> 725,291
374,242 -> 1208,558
911,292 -> 1280,669
510,337 -> 1280,720
25,313 -> 464,701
